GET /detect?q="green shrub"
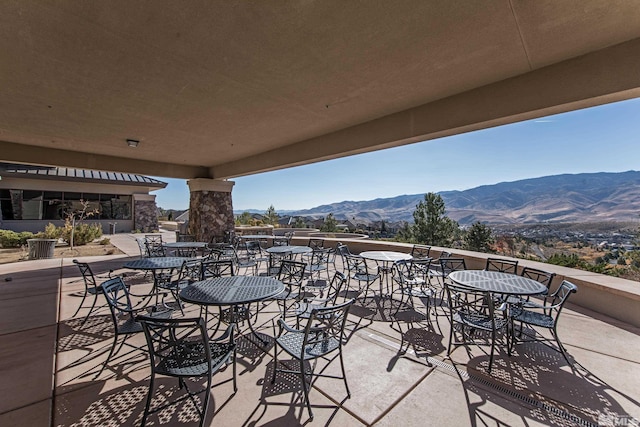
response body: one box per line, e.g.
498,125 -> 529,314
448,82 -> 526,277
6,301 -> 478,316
99,237 -> 111,245
0,230 -> 35,248
36,223 -> 62,240
60,222 -> 103,246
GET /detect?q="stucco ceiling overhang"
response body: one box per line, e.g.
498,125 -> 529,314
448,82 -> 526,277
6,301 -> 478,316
1,1 -> 640,179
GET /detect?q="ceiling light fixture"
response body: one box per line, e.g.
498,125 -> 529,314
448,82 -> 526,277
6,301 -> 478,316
126,139 -> 139,148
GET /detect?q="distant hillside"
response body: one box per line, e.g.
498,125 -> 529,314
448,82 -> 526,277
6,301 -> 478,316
289,171 -> 640,225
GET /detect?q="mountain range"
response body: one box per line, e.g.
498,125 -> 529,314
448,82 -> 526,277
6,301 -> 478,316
284,171 -> 640,225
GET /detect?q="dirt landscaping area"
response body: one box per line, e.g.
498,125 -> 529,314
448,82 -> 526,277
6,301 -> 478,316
0,241 -> 124,264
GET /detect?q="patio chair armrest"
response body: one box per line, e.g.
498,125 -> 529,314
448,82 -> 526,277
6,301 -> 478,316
129,290 -> 170,309
304,296 -> 330,304
211,323 -> 236,343
277,317 -> 303,334
134,307 -> 172,319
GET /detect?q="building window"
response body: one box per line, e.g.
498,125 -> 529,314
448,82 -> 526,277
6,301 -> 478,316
0,190 -> 132,221
21,190 -> 43,220
0,189 -> 15,220
43,191 -> 64,220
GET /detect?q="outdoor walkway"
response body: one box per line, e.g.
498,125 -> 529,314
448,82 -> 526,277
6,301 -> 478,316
0,234 -> 639,426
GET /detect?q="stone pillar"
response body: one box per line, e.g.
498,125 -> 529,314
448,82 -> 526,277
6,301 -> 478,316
187,179 -> 235,243
133,194 -> 159,233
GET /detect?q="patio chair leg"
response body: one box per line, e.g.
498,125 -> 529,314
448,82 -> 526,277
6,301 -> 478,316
553,327 -> 573,366
488,327 -> 496,373
232,348 -> 238,393
271,345 -> 279,384
300,367 -> 313,420
198,374 -> 212,427
424,296 -> 431,324
393,290 -> 405,317
339,351 -> 351,398
80,293 -> 99,326
141,375 -> 155,426
72,292 -> 88,319
95,335 -> 121,379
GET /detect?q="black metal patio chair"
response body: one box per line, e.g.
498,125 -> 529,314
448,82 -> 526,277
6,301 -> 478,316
138,316 -> 236,427
295,271 -> 347,325
97,277 -> 169,378
510,280 -> 578,365
272,260 -> 307,318
271,298 -> 355,420
391,259 -> 434,322
444,281 -> 509,373
72,259 -> 109,326
343,254 -> 379,303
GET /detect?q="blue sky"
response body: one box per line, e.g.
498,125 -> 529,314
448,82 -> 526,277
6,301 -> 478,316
153,97 -> 640,211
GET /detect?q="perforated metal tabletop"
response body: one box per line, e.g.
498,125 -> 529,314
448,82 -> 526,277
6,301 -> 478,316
448,270 -> 547,295
123,257 -> 191,270
180,276 -> 285,306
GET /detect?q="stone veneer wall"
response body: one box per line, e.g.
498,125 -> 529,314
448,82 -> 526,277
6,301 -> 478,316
189,190 -> 234,243
134,199 -> 159,232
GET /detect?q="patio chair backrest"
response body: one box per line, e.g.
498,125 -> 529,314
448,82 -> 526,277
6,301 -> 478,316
179,259 -> 204,283
546,280 -> 578,318
393,258 -> 431,285
411,244 -> 431,259
277,260 -> 306,287
145,241 -> 166,257
520,266 -> 555,291
139,316 -> 211,376
266,250 -> 292,276
302,299 -> 355,352
101,276 -> 135,321
176,234 -> 196,242
440,257 -> 466,277
136,238 -> 149,258
201,259 -> 235,279
73,259 -> 97,290
335,243 -> 352,258
325,272 -> 347,305
485,258 -> 518,274
308,238 -> 324,250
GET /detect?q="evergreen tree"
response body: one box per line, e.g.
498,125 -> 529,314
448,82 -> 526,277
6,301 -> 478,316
236,211 -> 253,225
293,217 -> 307,228
265,205 -> 279,226
464,221 -> 494,253
395,221 -> 413,243
321,213 -> 339,232
411,193 -> 458,246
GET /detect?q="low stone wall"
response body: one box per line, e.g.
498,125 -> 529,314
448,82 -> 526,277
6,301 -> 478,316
235,225 -> 275,235
308,232 -> 369,240
273,228 -> 319,237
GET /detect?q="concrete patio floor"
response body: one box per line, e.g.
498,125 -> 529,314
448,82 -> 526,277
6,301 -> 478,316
1,232 -> 639,426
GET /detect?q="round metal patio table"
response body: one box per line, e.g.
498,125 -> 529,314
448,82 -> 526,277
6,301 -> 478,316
448,270 -> 548,295
240,234 -> 273,240
163,242 -> 209,249
266,245 -> 311,265
180,276 -> 284,345
163,241 -> 209,257
266,245 -> 312,256
123,257 -> 191,270
122,257 -> 192,309
360,251 -> 413,297
241,234 -> 290,247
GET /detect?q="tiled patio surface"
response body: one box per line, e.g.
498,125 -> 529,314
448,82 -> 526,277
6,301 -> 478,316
1,232 -> 639,426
